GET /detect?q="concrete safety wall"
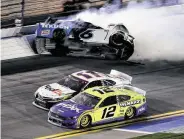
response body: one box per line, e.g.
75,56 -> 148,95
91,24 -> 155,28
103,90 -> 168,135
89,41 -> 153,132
1,36 -> 36,60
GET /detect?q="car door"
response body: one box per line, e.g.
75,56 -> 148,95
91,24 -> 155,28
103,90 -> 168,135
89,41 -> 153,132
93,96 -> 120,123
79,29 -> 109,43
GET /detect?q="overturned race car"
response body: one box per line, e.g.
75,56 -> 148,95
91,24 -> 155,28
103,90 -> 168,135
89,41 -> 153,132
34,17 -> 135,60
48,86 -> 147,128
33,69 -> 132,110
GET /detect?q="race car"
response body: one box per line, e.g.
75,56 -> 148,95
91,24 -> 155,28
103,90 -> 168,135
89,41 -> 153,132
34,17 -> 135,60
48,85 -> 147,128
32,69 -> 132,110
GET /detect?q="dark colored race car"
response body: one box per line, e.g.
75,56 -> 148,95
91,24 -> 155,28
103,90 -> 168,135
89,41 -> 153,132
34,16 -> 135,60
48,86 -> 147,128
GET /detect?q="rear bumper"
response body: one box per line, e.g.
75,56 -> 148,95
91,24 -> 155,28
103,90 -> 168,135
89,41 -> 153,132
136,103 -> 147,116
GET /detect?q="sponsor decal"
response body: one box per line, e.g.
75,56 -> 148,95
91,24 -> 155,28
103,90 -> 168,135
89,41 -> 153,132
41,30 -> 50,35
119,100 -> 141,107
45,85 -> 62,96
57,103 -> 82,113
53,89 -> 62,96
41,24 -> 70,29
138,105 -> 146,114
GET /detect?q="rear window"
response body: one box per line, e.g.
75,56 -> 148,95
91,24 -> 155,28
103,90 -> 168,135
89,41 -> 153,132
117,95 -> 130,102
103,80 -> 116,86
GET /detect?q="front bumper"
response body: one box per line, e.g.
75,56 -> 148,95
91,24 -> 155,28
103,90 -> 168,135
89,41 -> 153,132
48,111 -> 78,129
33,97 -> 58,110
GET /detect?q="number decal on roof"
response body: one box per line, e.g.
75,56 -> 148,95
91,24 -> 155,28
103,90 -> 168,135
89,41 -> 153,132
76,71 -> 101,79
77,72 -> 92,79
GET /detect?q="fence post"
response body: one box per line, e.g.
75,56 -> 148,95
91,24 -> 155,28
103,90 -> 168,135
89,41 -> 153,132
21,0 -> 25,26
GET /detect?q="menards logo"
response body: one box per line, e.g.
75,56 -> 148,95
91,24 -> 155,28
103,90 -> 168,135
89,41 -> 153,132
119,100 -> 141,107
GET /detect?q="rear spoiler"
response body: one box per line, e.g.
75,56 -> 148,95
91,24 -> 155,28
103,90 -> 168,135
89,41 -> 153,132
110,69 -> 132,83
123,85 -> 146,96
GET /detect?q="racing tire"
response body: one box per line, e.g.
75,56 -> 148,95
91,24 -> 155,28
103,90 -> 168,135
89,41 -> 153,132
79,115 -> 92,128
125,106 -> 136,119
120,43 -> 134,60
109,31 -> 126,49
53,29 -> 66,42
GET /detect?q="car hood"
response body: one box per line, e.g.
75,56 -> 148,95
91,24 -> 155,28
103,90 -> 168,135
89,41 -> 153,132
50,100 -> 92,117
38,83 -> 76,98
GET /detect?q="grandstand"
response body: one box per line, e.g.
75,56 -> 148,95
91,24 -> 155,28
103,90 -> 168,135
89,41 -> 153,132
1,0 -> 107,28
1,0 -> 182,28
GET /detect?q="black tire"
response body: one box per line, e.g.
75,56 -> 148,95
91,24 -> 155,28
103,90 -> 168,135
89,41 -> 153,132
109,32 -> 134,60
80,115 -> 92,128
109,31 -> 126,49
121,43 -> 134,60
125,106 -> 136,119
53,29 -> 66,42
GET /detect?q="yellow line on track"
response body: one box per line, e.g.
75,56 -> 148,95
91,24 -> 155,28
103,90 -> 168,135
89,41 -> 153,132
36,110 -> 184,139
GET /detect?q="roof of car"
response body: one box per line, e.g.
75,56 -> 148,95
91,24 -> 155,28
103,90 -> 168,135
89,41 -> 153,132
71,70 -> 108,82
84,86 -> 138,99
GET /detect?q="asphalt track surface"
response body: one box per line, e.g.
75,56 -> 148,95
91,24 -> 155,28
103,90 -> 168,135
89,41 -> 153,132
2,55 -> 184,139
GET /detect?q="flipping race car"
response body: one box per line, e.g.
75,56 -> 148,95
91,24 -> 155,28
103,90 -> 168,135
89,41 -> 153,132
48,86 -> 147,128
33,69 -> 132,110
34,17 -> 135,60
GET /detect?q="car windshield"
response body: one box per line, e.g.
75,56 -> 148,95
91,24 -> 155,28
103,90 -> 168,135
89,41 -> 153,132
71,92 -> 101,108
58,75 -> 87,92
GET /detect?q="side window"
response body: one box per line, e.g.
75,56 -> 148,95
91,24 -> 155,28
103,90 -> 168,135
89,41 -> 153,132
99,96 -> 117,107
84,80 -> 102,90
117,95 -> 131,102
103,80 -> 116,86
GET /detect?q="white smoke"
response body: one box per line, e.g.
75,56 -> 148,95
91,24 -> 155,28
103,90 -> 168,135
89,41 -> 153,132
74,2 -> 184,61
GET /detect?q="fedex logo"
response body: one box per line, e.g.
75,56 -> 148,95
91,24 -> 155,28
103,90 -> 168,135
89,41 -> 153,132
41,24 -> 70,29
57,103 -> 82,113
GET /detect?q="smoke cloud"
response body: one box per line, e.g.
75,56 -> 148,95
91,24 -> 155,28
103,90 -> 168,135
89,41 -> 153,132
74,2 -> 184,61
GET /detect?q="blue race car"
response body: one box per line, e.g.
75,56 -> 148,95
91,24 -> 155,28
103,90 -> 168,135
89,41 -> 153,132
34,16 -> 134,60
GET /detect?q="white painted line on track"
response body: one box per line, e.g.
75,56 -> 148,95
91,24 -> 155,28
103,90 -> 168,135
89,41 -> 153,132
113,128 -> 154,134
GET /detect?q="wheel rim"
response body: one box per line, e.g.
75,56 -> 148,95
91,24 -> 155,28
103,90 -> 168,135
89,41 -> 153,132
112,33 -> 124,46
81,116 -> 90,127
126,107 -> 134,117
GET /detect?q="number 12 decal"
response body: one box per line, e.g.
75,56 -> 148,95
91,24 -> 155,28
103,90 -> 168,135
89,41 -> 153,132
102,106 -> 116,119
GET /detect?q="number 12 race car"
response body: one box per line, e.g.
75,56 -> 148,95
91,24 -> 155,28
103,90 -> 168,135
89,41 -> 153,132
34,17 -> 135,60
33,69 -> 132,110
48,86 -> 147,128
